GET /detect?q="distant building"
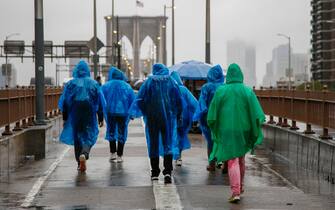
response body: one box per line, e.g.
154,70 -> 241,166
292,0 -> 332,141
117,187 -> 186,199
0,64 -> 17,88
272,44 -> 289,80
311,0 -> 335,89
292,53 -> 309,85
227,39 -> 256,87
263,44 -> 309,87
262,61 -> 275,87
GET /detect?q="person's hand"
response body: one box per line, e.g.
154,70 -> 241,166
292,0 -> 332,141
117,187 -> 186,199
99,121 -> 104,127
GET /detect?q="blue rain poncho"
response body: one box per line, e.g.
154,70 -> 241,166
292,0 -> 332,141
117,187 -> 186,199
129,64 -> 183,158
58,60 -> 106,146
193,65 -> 224,146
107,66 -> 129,82
101,67 -> 136,142
170,71 -> 198,159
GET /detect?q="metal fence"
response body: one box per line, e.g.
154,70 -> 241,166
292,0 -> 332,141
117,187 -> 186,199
2,85 -> 335,140
255,86 -> 335,139
0,86 -> 62,136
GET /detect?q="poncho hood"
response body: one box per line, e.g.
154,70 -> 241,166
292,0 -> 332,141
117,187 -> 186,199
207,65 -> 224,83
153,63 -> 169,76
108,67 -> 127,81
72,60 -> 91,78
170,71 -> 183,85
226,63 -> 244,84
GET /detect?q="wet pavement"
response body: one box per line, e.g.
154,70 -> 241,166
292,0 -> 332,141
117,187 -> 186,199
0,119 -> 335,209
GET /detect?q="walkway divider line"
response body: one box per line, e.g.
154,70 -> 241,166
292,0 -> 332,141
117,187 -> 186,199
21,146 -> 70,208
140,118 -> 183,210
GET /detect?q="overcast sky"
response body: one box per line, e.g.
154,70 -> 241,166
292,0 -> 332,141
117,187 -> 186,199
0,0 -> 310,85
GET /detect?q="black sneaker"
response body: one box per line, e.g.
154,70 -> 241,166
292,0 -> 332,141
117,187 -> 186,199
164,174 -> 172,184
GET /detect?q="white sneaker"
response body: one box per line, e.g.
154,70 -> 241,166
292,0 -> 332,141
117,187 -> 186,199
110,153 -> 117,162
176,159 -> 182,166
113,156 -> 123,163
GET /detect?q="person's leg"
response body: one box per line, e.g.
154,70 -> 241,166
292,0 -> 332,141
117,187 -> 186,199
73,124 -> 85,172
150,157 -> 160,179
175,149 -> 182,166
163,154 -> 173,184
81,144 -> 92,160
73,101 -> 92,172
206,138 -> 216,171
116,116 -> 127,157
110,140 -> 117,154
163,154 -> 173,175
239,156 -> 246,193
228,158 -> 241,196
74,138 -> 81,165
108,114 -> 117,161
160,118 -> 174,184
117,142 -> 125,157
147,118 -> 160,178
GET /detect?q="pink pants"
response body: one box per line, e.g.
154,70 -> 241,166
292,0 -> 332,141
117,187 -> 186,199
227,156 -> 245,196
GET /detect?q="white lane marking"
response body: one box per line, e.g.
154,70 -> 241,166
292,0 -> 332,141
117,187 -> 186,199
21,146 -> 70,208
139,118 -> 183,210
249,155 -> 302,192
153,181 -> 183,210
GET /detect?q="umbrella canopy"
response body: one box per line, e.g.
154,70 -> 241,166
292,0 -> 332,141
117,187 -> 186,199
169,60 -> 213,80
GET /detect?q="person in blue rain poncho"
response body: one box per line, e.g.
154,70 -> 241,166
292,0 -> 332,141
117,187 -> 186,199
101,67 -> 135,163
58,60 -> 105,172
170,71 -> 198,166
129,63 -> 183,184
193,64 -> 224,171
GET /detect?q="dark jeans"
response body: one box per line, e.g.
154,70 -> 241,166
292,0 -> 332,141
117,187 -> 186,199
109,141 -> 125,156
73,100 -> 93,164
74,140 -> 91,163
146,114 -> 174,176
150,154 -> 173,177
107,114 -> 128,143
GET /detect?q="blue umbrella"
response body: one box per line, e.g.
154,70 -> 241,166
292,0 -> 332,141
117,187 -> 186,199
169,60 -> 212,80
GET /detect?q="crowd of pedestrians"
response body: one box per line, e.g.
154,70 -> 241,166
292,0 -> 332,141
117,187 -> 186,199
58,60 -> 265,203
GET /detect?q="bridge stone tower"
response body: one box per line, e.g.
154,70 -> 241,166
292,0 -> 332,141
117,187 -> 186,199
105,16 -> 167,79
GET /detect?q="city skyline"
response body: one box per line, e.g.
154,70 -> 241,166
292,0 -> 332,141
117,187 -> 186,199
262,43 -> 309,87
0,0 -> 310,85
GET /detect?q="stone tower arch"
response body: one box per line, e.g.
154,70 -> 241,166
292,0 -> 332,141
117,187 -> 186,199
105,16 -> 167,79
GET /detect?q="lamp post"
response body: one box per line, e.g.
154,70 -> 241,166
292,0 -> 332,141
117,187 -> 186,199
164,3 -> 175,65
92,0 -> 98,79
111,0 -> 115,65
172,0 -> 175,65
278,33 -> 291,90
34,0 -> 46,125
205,0 -> 211,64
4,33 -> 20,87
163,5 -> 167,65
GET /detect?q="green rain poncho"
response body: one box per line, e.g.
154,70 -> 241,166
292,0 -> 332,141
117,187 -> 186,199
208,63 -> 265,163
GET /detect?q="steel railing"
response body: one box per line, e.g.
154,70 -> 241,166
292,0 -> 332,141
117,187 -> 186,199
2,85 -> 335,140
255,86 -> 335,140
0,86 -> 62,136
